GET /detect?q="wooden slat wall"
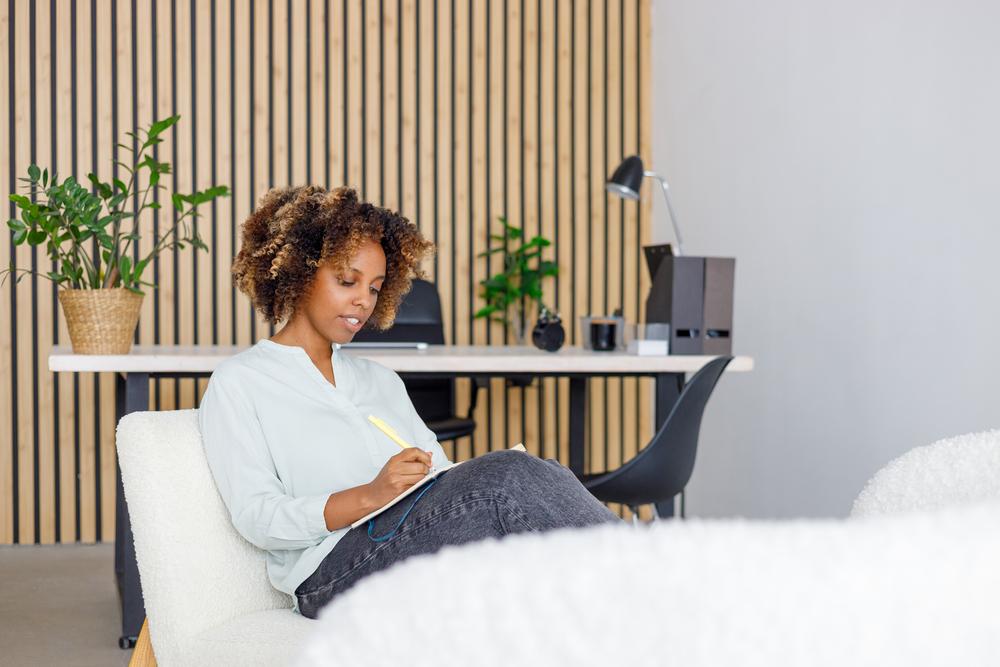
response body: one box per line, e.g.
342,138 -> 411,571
0,0 -> 652,545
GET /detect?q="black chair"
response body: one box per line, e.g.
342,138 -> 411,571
351,279 -> 485,442
578,355 -> 734,520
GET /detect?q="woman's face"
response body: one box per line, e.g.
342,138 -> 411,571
303,239 -> 386,344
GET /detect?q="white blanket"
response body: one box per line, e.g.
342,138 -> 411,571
297,500 -> 1000,667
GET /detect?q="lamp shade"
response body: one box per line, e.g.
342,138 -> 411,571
605,155 -> 644,200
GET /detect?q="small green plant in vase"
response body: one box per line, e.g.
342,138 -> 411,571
2,115 -> 228,354
474,216 -> 559,345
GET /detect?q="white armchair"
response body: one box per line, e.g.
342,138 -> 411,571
116,409 -> 313,666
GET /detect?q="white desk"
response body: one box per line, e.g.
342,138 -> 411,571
49,343 -> 754,374
49,343 -> 753,645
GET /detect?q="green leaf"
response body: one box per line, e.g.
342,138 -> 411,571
87,173 -> 113,199
147,115 -> 180,141
484,275 -> 510,290
474,306 -> 499,319
113,178 -> 129,194
476,247 -> 506,258
209,185 -> 230,198
107,192 -> 128,210
12,228 -> 27,244
28,164 -> 41,182
119,255 -> 132,282
26,230 -> 47,245
133,257 -> 149,282
9,193 -> 32,208
171,193 -> 184,211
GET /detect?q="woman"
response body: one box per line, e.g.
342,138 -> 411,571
199,186 -> 619,619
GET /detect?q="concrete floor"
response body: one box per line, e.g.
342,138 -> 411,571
0,544 -> 132,667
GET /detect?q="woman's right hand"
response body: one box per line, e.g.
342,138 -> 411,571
365,448 -> 434,508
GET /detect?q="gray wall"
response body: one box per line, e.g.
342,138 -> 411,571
650,0 -> 1000,518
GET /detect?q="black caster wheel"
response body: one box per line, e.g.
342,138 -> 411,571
119,635 -> 137,650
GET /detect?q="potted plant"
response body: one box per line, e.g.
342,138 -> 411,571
2,115 -> 228,354
474,216 -> 559,345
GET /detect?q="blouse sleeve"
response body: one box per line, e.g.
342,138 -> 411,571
198,372 -> 334,551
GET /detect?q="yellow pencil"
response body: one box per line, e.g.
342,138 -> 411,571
367,414 -> 414,449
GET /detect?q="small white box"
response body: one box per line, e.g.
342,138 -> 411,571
627,339 -> 669,356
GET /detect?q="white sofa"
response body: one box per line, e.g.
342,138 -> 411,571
117,410 -> 1000,666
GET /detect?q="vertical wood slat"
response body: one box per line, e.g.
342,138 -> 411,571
605,0 -> 622,514
539,0 -> 556,462
10,0 -> 31,545
155,0 -> 176,412
34,0 -> 54,544
233,0 -> 252,348
521,0 -> 538,460
487,0 -> 507,455
0,0 -> 11,546
54,0 -> 76,544
555,0 -> 572,464
588,0 -> 605,478
504,0 -> 523,453
621,0 -> 639,520
469,0 -> 488,459
452,0 -> 470,461
1,0 -> 651,543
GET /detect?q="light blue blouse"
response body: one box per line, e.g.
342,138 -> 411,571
197,339 -> 451,608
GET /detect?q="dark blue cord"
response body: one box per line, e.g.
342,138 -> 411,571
367,477 -> 439,543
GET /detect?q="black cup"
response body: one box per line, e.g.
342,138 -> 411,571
590,320 -> 617,351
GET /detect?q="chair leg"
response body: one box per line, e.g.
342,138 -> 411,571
128,618 -> 157,667
653,496 -> 676,520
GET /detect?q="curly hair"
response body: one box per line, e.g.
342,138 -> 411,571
232,185 -> 435,329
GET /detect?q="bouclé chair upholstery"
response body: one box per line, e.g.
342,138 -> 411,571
116,409 -> 314,666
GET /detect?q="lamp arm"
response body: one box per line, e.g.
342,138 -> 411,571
643,170 -> 684,256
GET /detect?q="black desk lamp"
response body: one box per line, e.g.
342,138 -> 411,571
606,155 -> 685,256
605,155 -> 735,356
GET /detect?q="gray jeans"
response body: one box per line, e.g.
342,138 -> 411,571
294,450 -> 620,618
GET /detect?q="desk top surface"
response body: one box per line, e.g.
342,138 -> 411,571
48,344 -> 755,374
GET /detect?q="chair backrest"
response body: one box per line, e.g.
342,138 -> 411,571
116,409 -> 290,660
352,278 -> 454,421
588,356 -> 734,507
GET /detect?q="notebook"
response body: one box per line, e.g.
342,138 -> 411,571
350,443 -> 527,529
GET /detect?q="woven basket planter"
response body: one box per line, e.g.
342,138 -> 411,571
58,288 -> 144,354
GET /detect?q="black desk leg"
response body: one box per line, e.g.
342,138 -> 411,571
568,377 -> 587,475
114,372 -> 149,649
653,373 -> 684,519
